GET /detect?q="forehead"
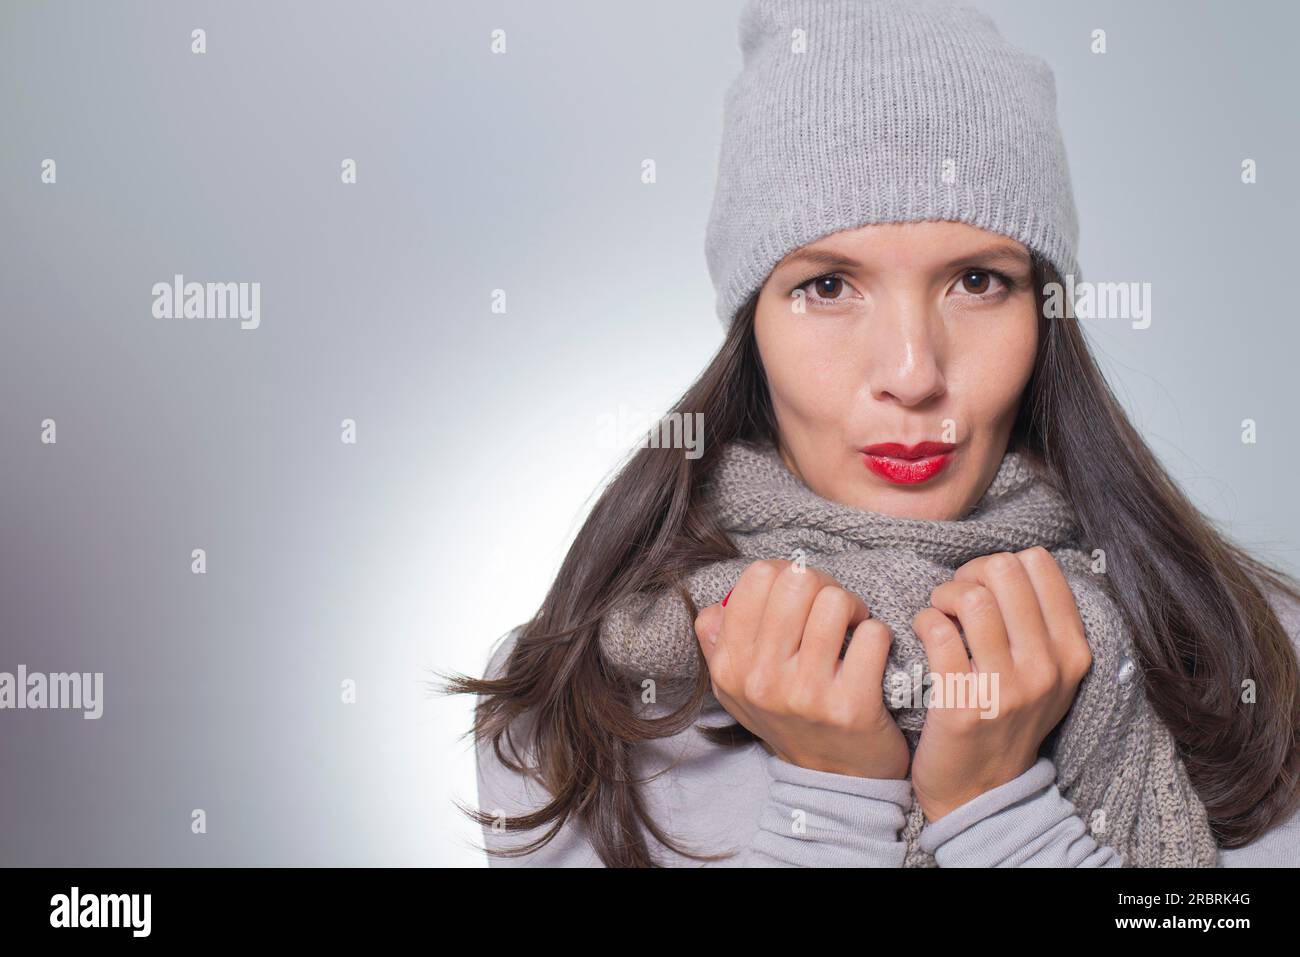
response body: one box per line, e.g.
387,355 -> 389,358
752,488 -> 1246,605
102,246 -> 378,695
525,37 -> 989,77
774,222 -> 1032,273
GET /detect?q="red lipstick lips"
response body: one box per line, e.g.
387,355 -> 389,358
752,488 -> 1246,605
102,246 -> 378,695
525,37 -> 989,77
860,441 -> 956,485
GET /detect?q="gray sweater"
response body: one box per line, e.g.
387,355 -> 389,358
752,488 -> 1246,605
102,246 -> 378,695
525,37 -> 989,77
475,589 -> 1300,867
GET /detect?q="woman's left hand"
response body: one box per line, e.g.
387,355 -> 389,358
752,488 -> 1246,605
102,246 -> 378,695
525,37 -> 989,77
909,546 -> 1094,822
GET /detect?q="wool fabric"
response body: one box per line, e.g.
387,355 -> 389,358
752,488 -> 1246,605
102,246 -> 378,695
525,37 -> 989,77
598,437 -> 1218,867
703,0 -> 1082,330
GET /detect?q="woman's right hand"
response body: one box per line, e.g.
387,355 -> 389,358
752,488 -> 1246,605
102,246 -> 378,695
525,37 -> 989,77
693,559 -> 910,780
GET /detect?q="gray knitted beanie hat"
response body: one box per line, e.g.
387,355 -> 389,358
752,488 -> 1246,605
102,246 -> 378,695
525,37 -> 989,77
704,0 -> 1081,330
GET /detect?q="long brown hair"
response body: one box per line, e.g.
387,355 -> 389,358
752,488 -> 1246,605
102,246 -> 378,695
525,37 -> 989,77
439,255 -> 1300,866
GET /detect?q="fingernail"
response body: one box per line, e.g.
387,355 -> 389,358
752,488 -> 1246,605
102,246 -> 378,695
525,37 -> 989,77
721,587 -> 734,607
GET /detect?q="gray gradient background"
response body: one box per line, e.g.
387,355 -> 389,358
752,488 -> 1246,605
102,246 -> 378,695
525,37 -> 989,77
0,0 -> 1295,865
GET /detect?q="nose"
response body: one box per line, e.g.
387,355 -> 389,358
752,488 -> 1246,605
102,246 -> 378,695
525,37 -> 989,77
861,293 -> 946,407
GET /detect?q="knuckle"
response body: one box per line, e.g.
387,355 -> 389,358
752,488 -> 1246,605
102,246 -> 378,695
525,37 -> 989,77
822,696 -> 857,729
1001,685 -> 1030,714
742,668 -> 777,707
1059,618 -> 1091,666
774,562 -> 818,596
959,585 -> 994,617
986,552 -> 1021,579
912,606 -> 945,634
709,656 -> 733,691
813,584 -> 855,621
1074,621 -> 1090,649
744,560 -> 783,586
692,608 -> 714,636
1019,545 -> 1055,572
858,617 -> 890,640
1069,642 -> 1093,678
736,561 -> 779,599
1023,663 -> 1060,697
786,678 -> 823,719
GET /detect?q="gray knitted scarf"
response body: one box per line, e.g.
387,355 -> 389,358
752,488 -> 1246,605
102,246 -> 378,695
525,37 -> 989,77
599,438 -> 1218,867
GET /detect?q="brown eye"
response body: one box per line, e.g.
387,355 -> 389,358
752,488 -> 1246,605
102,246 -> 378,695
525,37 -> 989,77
960,270 -> 991,294
813,276 -> 844,299
793,273 -> 859,308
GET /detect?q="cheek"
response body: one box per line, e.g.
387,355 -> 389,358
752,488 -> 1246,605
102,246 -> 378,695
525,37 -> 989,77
953,314 -> 1037,422
755,306 -> 856,420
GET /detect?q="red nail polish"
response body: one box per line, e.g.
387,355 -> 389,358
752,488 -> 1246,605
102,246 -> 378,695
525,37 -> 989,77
722,587 -> 734,607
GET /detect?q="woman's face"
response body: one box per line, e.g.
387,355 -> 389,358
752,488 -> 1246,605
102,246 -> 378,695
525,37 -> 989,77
754,221 -> 1039,521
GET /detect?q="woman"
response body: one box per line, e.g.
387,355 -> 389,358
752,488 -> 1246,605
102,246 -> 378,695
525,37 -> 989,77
444,0 -> 1300,866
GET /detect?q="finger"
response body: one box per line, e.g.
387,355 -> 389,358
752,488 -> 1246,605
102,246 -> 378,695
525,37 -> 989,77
953,552 -> 1051,668
1015,546 -> 1092,674
837,617 -> 894,703
912,605 -> 973,677
928,579 -> 1012,675
799,585 -> 870,681
912,606 -> 978,714
719,560 -> 788,673
752,562 -> 832,668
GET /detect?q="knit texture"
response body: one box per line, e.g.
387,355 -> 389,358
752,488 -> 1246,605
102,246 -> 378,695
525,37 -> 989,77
598,438 -> 1218,867
704,0 -> 1081,330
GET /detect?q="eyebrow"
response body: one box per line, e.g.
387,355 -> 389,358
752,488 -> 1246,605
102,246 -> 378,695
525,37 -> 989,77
775,244 -> 1033,275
